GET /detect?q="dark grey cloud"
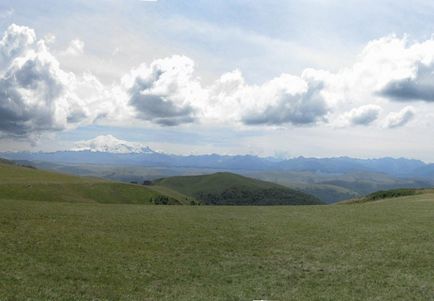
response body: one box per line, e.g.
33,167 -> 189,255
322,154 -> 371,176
0,76 -> 60,136
129,91 -> 195,126
242,81 -> 328,126
0,30 -> 64,136
351,114 -> 377,125
380,64 -> 434,102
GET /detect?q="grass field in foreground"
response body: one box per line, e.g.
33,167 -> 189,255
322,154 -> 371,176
1,194 -> 434,300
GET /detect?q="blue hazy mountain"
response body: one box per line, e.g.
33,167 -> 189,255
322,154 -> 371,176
1,150 -> 430,179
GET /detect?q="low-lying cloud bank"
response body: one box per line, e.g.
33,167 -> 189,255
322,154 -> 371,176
1,24 -> 433,138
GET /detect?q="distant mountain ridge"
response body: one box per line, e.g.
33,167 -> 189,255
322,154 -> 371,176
3,143 -> 434,204
1,135 -> 434,181
2,150 -> 432,179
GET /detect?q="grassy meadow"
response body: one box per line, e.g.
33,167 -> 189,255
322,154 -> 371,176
2,193 -> 434,300
0,162 -> 192,205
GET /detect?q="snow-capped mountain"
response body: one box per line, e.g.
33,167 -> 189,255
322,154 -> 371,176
72,135 -> 155,154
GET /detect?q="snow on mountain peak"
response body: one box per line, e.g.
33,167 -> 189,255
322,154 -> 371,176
72,135 -> 155,154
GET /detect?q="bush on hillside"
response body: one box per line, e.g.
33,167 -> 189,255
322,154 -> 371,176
365,189 -> 418,201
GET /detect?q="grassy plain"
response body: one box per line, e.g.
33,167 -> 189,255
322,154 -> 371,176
2,193 -> 434,300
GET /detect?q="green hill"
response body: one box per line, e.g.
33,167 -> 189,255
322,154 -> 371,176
153,172 -> 322,205
340,188 -> 434,204
0,161 -> 191,205
245,170 -> 430,203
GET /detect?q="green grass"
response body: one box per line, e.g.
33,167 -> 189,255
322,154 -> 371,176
0,162 -> 186,205
2,194 -> 434,300
0,182 -> 167,204
341,188 -> 433,204
0,161 -> 98,184
154,172 -> 322,205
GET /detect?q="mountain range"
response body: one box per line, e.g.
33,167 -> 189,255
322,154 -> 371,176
2,135 -> 434,203
2,135 -> 433,179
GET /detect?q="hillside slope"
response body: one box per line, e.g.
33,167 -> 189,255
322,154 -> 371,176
340,188 -> 434,204
245,170 -> 430,203
0,161 -> 190,205
153,172 -> 322,205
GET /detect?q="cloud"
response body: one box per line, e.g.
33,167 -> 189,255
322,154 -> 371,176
1,24 -> 431,139
384,106 -> 415,128
340,105 -> 382,126
117,35 -> 434,128
44,33 -> 56,45
0,24 -> 108,138
240,76 -> 329,126
120,34 -> 434,128
380,63 -> 434,102
343,35 -> 434,103
64,39 -> 85,56
0,24 -> 36,68
122,55 -> 206,126
0,8 -> 14,19
203,69 -> 331,126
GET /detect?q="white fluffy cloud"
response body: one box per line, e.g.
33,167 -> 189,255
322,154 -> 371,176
0,24 -> 108,137
119,35 -> 434,128
337,36 -> 434,104
366,37 -> 434,102
2,24 -> 434,139
384,106 -> 415,128
339,105 -> 382,126
205,70 -> 330,126
380,63 -> 434,102
64,39 -> 85,56
122,55 -> 206,126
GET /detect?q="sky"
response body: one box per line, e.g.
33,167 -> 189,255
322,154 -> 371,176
1,0 -> 434,160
